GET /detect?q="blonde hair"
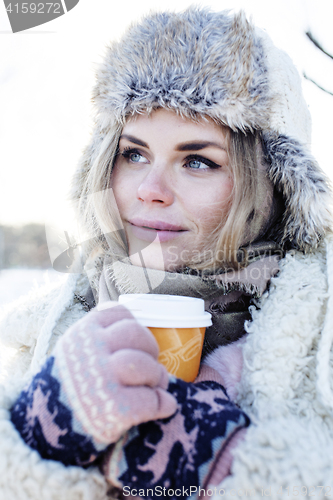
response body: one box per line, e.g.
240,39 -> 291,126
78,119 -> 262,273
198,128 -> 262,270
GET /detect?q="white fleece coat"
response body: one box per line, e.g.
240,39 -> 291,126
1,238 -> 333,500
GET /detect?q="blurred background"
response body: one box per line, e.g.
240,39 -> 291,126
0,0 -> 333,306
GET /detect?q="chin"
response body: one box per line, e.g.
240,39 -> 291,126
129,253 -> 182,272
127,239 -> 186,271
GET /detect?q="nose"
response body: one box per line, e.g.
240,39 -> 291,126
137,166 -> 174,206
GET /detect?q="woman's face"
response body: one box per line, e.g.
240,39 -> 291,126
111,109 -> 233,271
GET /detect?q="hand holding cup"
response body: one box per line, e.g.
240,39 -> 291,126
117,294 -> 212,382
52,305 -> 177,446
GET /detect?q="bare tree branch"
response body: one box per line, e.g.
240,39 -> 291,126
306,31 -> 333,60
303,72 -> 333,96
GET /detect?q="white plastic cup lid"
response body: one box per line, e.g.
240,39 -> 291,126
118,294 -> 212,328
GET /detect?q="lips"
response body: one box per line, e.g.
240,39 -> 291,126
129,218 -> 185,231
127,218 -> 187,242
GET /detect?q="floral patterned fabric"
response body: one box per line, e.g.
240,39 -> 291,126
104,378 -> 250,495
11,358 -> 250,494
10,356 -> 102,466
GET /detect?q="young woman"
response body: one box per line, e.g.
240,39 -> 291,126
1,7 -> 333,500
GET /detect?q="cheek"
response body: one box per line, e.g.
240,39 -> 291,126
186,177 -> 233,230
111,168 -> 133,213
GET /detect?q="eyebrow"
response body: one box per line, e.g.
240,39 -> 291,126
176,141 -> 226,152
120,134 -> 148,148
120,135 -> 226,151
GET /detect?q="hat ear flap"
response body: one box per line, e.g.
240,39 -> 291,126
262,133 -> 332,251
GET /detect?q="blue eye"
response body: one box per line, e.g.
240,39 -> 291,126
121,148 -> 147,163
130,152 -> 144,162
188,159 -> 204,169
185,155 -> 221,170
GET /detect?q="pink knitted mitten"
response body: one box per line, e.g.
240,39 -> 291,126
52,305 -> 177,446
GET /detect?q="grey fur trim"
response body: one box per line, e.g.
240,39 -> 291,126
94,9 -> 270,132
262,133 -> 332,251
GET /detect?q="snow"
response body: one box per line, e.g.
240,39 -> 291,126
0,268 -> 66,377
0,268 -> 64,307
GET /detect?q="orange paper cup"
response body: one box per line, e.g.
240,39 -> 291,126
118,294 -> 212,382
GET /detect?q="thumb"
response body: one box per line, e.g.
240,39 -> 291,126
153,388 -> 177,420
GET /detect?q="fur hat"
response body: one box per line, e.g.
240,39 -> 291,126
72,7 -> 332,252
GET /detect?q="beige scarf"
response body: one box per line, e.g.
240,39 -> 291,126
97,242 -> 281,355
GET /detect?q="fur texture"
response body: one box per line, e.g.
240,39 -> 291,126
1,242 -> 333,498
94,9 -> 270,131
71,7 -> 332,253
263,133 -> 332,251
